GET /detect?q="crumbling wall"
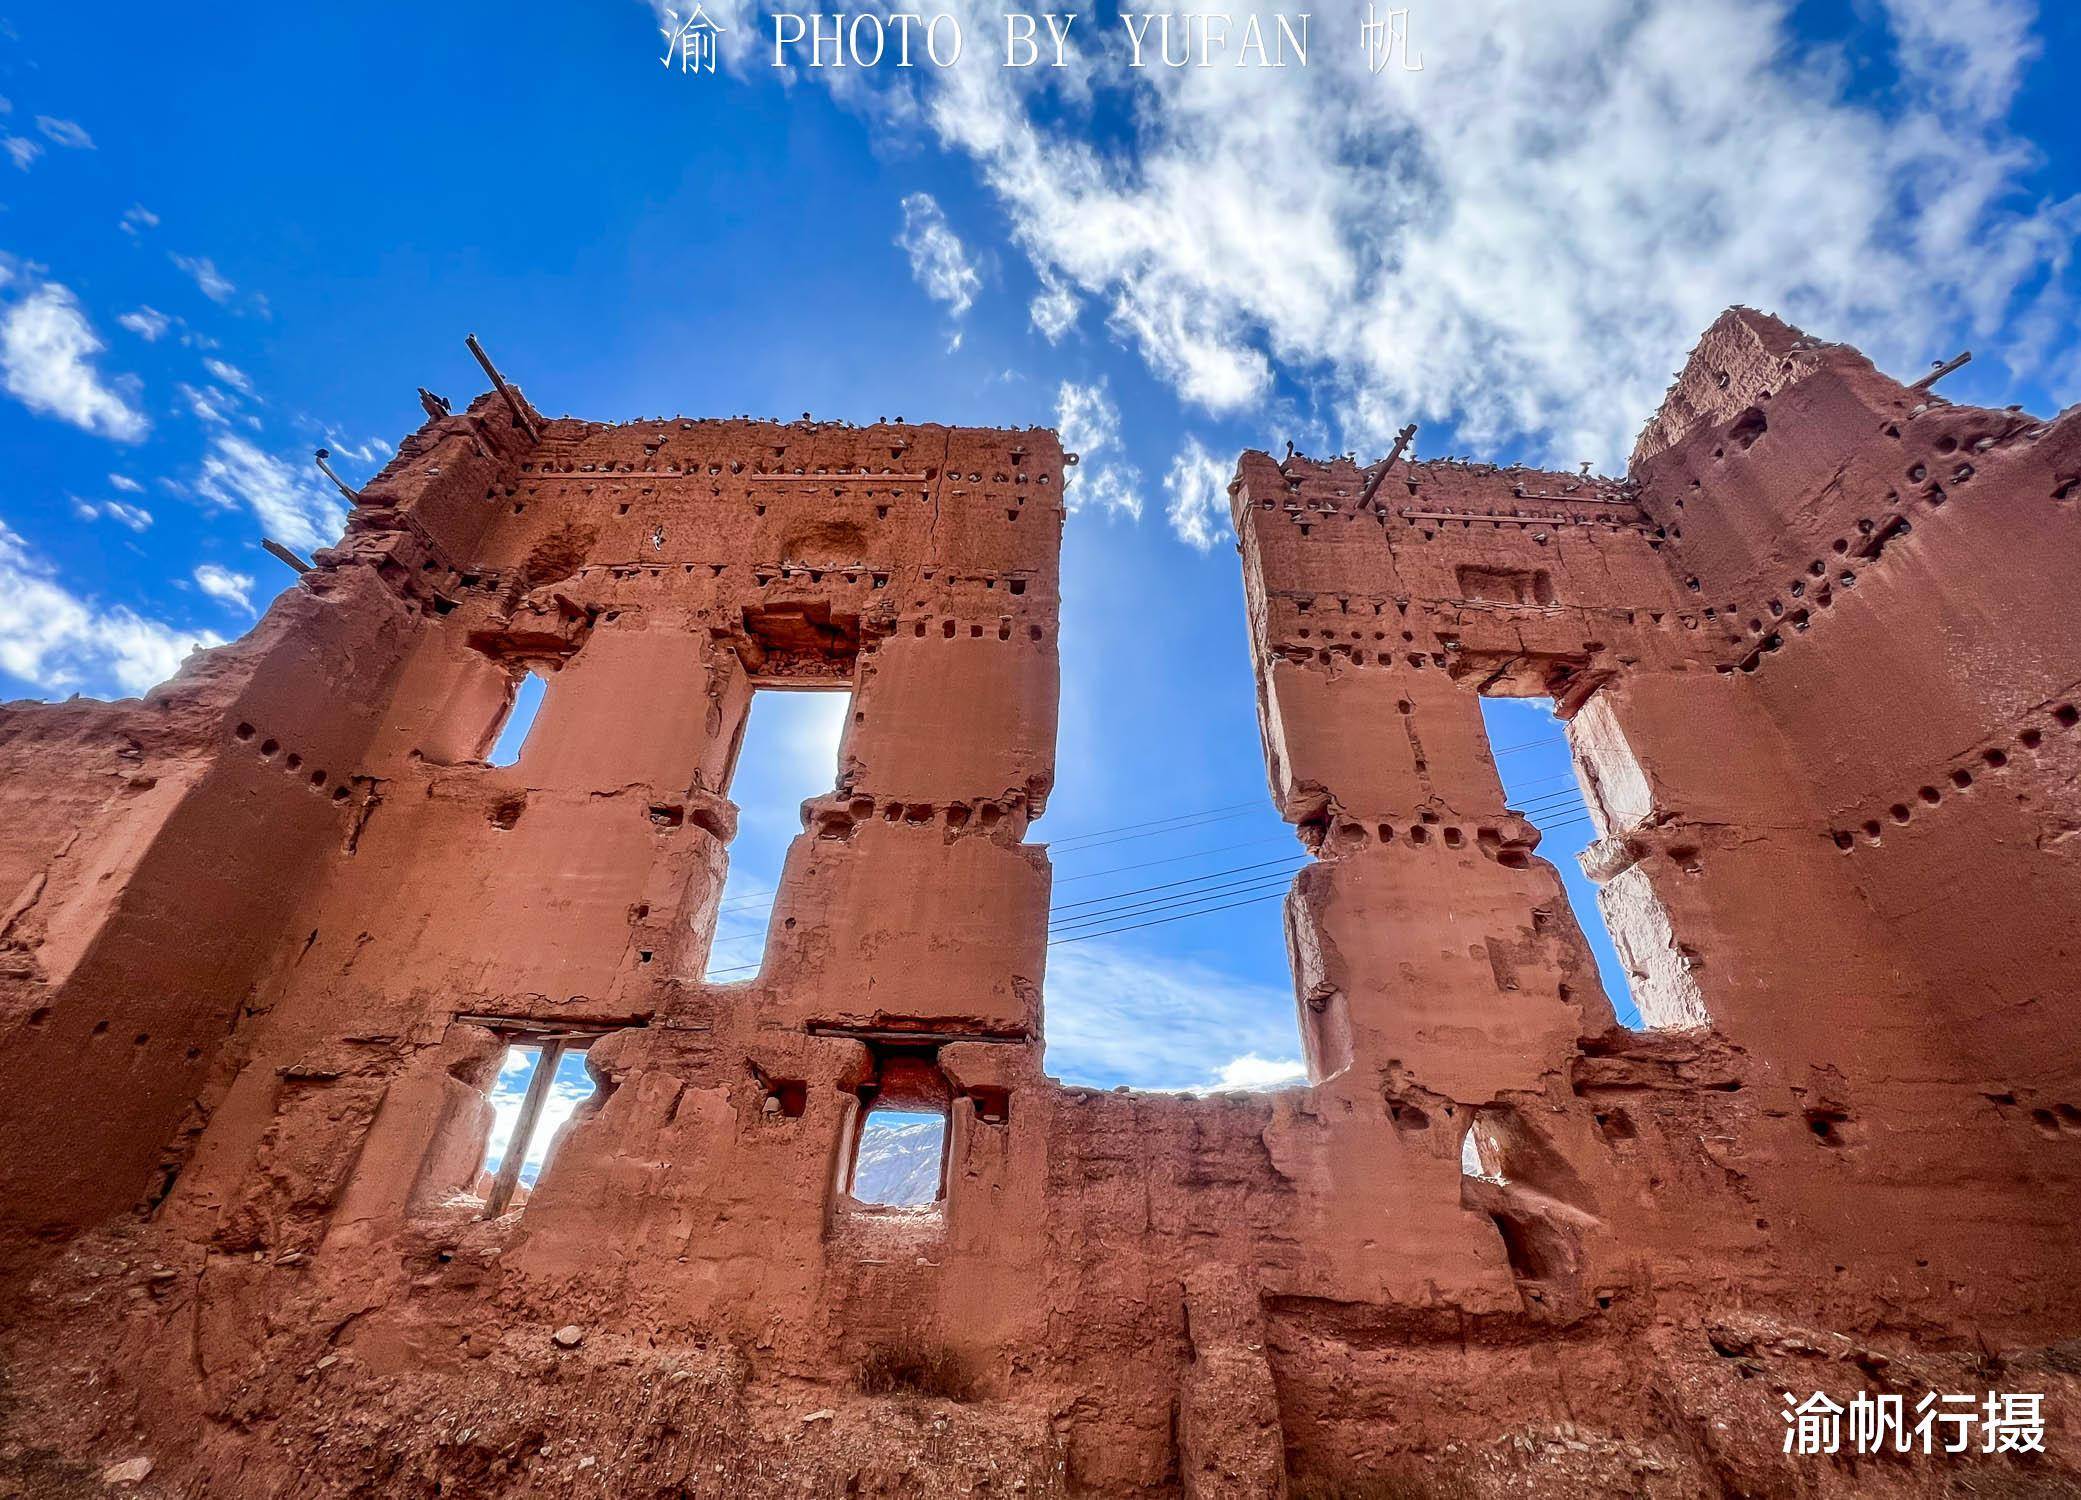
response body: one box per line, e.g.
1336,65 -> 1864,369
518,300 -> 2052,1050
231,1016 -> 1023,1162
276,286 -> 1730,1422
1,313 -> 2078,1499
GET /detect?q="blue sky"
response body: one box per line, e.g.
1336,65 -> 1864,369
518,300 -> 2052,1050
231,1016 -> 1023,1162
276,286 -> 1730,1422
2,2 -> 2073,1090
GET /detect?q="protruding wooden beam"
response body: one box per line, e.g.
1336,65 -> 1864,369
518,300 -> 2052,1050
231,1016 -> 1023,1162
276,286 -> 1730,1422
262,538 -> 312,575
418,387 -> 452,421
465,333 -> 541,442
313,448 -> 360,504
1359,423 -> 1419,507
1910,351 -> 1971,391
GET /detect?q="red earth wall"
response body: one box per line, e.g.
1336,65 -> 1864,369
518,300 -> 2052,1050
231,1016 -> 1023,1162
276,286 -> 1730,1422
0,310 -> 2077,1498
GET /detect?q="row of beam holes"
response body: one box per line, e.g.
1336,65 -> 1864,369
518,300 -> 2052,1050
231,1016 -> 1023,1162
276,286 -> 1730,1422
1292,597 -> 1668,632
1279,643 -> 1625,673
1831,703 -> 2079,850
522,455 -> 1054,486
1282,507 -> 1644,541
1320,816 -> 1535,868
563,564 -> 1037,602
815,796 -> 1018,838
912,618 -> 1047,643
1293,620 -> 1622,651
231,722 -> 353,803
1691,432 -> 1986,667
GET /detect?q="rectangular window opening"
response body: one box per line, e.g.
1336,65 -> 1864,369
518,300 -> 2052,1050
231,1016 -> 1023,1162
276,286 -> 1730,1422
1477,696 -> 1643,1028
703,688 -> 851,982
487,670 -> 548,767
480,1038 -> 596,1215
1035,789 -> 1308,1091
850,1107 -> 947,1210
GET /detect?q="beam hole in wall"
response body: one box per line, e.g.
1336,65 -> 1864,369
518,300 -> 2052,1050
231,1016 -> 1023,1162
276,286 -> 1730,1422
703,689 -> 851,982
1477,697 -> 1643,1027
487,671 -> 548,767
479,1040 -> 596,1216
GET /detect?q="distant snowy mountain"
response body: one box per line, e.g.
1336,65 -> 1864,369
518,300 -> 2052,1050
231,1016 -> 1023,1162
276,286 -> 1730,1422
852,1116 -> 944,1207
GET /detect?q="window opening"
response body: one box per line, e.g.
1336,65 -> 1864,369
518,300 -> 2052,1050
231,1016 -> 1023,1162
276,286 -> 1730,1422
488,671 -> 547,767
1035,793 -> 1305,1090
850,1109 -> 947,1209
703,688 -> 850,981
1477,696 -> 1642,1027
481,1038 -> 595,1215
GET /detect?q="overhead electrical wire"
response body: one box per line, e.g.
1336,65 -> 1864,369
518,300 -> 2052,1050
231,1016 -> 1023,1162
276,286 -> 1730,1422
703,755 -> 1601,972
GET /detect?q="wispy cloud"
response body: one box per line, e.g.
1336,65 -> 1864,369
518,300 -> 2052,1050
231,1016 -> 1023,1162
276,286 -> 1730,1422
0,276 -> 149,442
895,192 -> 982,320
108,473 -> 143,494
117,306 -> 170,341
1,135 -> 39,171
33,116 -> 93,150
1161,435 -> 1231,551
119,204 -> 160,237
1879,0 -> 2038,119
1029,268 -> 1080,343
194,433 -> 348,553
176,382 -> 236,425
0,519 -> 218,697
193,562 -> 256,613
704,0 -> 2081,470
320,433 -> 392,466
203,357 -> 253,394
70,496 -> 152,531
170,253 -> 234,303
1054,379 -> 1142,520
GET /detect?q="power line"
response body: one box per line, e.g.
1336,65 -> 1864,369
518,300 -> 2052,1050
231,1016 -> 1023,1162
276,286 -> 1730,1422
1050,873 -> 1300,933
1049,890 -> 1289,946
1051,855 -> 1306,913
1045,799 -> 1262,849
1055,835 -> 1295,881
1045,806 -> 1259,854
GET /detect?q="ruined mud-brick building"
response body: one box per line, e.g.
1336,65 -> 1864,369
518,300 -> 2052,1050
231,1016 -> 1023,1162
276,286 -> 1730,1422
0,308 -> 2077,1497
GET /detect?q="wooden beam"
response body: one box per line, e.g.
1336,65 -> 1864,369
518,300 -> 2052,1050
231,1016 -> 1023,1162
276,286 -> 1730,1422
1358,423 -> 1419,507
1910,351 -> 1971,391
486,1039 -> 563,1217
465,333 -> 542,442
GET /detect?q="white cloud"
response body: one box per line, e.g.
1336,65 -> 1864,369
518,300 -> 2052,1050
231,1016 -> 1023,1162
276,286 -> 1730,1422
1162,435 -> 1232,551
176,382 -> 236,425
1880,0 -> 2038,119
71,496 -> 152,531
1054,378 -> 1142,520
2,135 -> 40,171
1042,941 -> 1301,1090
193,562 -> 256,613
117,306 -> 170,341
170,253 -> 234,303
707,0 -> 2080,469
120,204 -> 160,237
322,433 -> 392,466
34,116 -> 93,150
1206,1055 -> 1308,1091
194,433 -> 349,554
108,473 -> 143,493
0,519 -> 219,697
895,192 -> 982,319
203,357 -> 253,394
1029,268 -> 1080,342
0,278 -> 149,442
